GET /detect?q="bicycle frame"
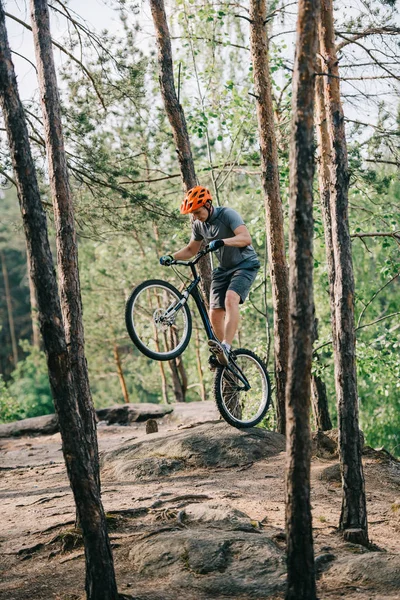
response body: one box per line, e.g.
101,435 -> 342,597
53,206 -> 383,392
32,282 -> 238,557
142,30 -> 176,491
164,249 -> 251,391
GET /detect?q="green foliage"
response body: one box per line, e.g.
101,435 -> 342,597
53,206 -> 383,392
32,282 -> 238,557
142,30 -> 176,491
0,375 -> 22,422
6,343 -> 53,419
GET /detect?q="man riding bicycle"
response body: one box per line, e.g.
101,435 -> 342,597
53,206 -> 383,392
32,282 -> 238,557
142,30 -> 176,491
160,186 -> 260,366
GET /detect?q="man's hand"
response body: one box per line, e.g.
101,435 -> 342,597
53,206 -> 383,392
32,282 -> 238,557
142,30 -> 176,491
160,254 -> 174,266
209,239 -> 225,252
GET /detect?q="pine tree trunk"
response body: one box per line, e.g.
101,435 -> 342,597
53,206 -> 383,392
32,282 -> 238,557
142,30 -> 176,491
315,52 -> 337,341
0,6 -> 119,598
311,318 -> 332,431
311,374 -> 332,431
149,0 -> 212,302
30,0 -> 100,488
285,1 -> 319,598
249,0 -> 289,436
26,250 -> 41,348
169,358 -> 185,402
195,327 -> 206,401
319,0 -> 368,545
113,344 -> 130,404
1,249 -> 18,366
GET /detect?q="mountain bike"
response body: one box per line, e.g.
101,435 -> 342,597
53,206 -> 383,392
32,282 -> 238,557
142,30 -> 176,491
125,246 -> 271,429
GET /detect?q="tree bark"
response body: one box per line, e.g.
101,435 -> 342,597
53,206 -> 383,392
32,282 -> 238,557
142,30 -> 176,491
149,0 -> 212,302
311,374 -> 332,431
285,0 -> 319,598
311,319 -> 332,431
169,358 -> 186,402
113,343 -> 130,404
30,0 -> 100,488
26,249 -> 41,348
195,326 -> 206,401
315,52 -> 337,342
249,0 -> 289,435
319,0 -> 368,545
1,249 -> 18,366
0,5 -> 119,598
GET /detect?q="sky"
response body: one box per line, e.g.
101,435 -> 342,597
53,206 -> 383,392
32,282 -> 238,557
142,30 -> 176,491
4,1 -> 399,128
6,0 -> 124,99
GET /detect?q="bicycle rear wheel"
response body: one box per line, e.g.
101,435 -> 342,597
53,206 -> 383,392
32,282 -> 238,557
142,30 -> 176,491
213,349 -> 271,428
125,279 -> 192,361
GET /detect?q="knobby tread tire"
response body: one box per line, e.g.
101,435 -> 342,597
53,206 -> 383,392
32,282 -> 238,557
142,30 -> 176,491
213,348 -> 271,429
125,279 -> 192,361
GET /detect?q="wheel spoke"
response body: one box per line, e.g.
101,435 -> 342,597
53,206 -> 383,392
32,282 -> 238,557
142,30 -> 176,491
217,351 -> 270,427
128,283 -> 190,358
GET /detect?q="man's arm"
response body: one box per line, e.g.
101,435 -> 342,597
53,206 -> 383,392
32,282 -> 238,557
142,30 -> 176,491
222,225 -> 252,248
173,239 -> 203,260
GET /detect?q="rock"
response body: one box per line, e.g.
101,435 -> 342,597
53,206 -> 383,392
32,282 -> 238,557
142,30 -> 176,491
146,419 -> 158,434
129,529 -> 286,597
96,403 -> 173,425
185,538 -> 231,574
322,553 -> 400,589
101,421 -> 286,481
181,502 -> 255,530
312,428 -> 364,459
319,463 -> 341,483
0,414 -> 59,438
315,552 -> 336,575
0,403 -> 174,438
311,430 -> 338,458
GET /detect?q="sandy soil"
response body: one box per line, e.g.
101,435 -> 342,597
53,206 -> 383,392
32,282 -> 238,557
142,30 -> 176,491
0,403 -> 399,600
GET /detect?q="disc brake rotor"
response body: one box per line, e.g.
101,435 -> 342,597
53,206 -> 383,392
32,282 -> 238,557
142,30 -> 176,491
153,308 -> 176,331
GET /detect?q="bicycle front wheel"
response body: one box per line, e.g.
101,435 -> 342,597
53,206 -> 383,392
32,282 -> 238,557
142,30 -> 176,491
214,349 -> 271,429
125,279 -> 192,361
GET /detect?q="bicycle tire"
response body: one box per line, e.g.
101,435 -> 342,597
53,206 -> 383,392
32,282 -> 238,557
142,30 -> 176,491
125,279 -> 192,361
213,348 -> 271,429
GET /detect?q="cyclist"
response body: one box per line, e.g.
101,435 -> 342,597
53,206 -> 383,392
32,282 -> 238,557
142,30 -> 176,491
160,186 -> 260,366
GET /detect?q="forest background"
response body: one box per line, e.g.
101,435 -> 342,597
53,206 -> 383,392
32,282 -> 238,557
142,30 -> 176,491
0,0 -> 399,454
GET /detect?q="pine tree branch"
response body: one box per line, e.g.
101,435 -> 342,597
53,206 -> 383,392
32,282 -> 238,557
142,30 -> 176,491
357,272 -> 400,328
336,26 -> 400,52
4,11 -> 106,109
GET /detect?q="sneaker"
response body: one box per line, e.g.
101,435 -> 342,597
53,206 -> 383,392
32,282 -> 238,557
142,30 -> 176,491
208,339 -> 230,366
208,354 -> 219,371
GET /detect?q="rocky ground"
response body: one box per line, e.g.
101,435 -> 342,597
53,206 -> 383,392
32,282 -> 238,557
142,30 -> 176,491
0,401 -> 399,600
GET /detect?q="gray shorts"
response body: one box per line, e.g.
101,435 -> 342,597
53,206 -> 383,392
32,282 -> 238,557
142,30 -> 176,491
210,265 -> 259,310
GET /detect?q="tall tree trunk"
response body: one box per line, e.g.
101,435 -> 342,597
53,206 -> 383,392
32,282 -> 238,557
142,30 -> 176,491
319,0 -> 368,546
315,52 -> 336,342
249,0 -> 290,435
285,0 -> 319,598
169,358 -> 185,402
113,343 -> 130,403
26,250 -> 41,348
0,6 -> 119,598
311,318 -> 332,431
311,374 -> 332,431
195,326 -> 206,401
149,0 -> 212,302
30,0 -> 100,488
1,249 -> 18,366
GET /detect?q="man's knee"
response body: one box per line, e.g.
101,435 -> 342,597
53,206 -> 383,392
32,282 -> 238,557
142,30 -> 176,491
225,290 -> 240,310
210,307 -> 225,321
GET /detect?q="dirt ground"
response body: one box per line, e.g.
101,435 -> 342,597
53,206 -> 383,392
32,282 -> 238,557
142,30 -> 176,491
0,402 -> 399,600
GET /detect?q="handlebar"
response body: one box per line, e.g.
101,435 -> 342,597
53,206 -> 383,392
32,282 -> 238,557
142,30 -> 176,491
166,246 -> 211,267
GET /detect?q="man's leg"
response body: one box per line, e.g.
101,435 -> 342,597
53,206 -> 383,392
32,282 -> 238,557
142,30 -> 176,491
210,308 -> 225,341
223,290 -> 241,346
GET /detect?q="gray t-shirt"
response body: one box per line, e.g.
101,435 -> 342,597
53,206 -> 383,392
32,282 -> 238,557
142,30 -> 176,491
191,207 -> 259,270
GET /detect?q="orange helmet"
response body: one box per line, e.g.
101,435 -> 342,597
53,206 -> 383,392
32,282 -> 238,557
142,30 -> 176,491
180,186 -> 212,215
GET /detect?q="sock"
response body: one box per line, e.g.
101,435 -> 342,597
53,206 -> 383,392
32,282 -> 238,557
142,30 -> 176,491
222,341 -> 231,351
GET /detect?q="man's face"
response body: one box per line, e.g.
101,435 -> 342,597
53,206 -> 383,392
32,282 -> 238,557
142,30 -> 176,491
191,204 -> 209,222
